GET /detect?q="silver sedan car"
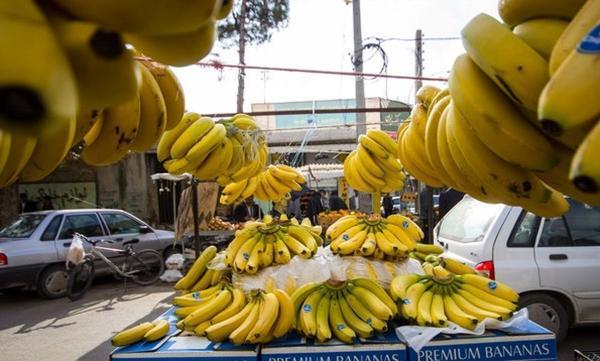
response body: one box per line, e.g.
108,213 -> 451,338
0,209 -> 175,298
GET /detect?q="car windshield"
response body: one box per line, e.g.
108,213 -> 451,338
438,196 -> 503,243
0,214 -> 46,238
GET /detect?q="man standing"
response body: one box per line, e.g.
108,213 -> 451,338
19,193 -> 37,213
328,191 -> 348,211
382,193 -> 394,217
439,188 -> 465,219
233,198 -> 259,223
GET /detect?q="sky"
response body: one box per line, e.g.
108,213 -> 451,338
172,0 -> 499,115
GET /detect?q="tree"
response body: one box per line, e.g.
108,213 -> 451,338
218,0 -> 290,112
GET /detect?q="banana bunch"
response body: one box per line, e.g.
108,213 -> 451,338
224,215 -> 322,274
326,213 -> 421,260
410,243 -> 444,263
174,246 -> 222,292
187,288 -> 293,344
417,254 -> 479,277
291,278 -> 397,343
344,129 -> 405,193
220,165 -> 306,205
390,269 -> 519,329
111,319 -> 170,346
158,113 -> 268,182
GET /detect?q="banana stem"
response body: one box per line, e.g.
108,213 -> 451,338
372,192 -> 381,215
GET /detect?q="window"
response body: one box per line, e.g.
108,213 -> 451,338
101,213 -> 140,235
58,214 -> 103,239
538,217 -> 571,247
0,214 -> 46,238
438,196 -> 504,243
507,211 -> 539,247
41,215 -> 63,241
564,199 -> 600,246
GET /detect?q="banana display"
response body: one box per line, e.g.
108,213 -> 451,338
225,215 -> 323,274
326,213 -> 421,260
173,245 -> 221,292
159,113 -> 269,182
390,269 -> 519,329
111,320 -> 170,346
220,164 -> 306,204
291,278 -> 398,343
344,129 -> 406,194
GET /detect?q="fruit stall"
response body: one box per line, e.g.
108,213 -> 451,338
1,0 -> 598,360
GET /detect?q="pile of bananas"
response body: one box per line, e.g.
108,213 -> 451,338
291,278 -> 397,343
410,243 -> 445,263
398,0 -> 600,216
344,130 -> 405,194
158,113 -> 268,181
225,216 -> 323,274
111,319 -> 170,347
220,165 -> 306,205
326,213 -> 422,260
391,270 -> 519,329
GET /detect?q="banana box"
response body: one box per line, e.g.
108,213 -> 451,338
406,320 -> 556,361
259,329 -> 407,361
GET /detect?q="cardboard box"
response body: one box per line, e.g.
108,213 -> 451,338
406,321 -> 557,361
259,330 -> 407,361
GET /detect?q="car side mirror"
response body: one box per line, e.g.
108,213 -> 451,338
139,225 -> 153,234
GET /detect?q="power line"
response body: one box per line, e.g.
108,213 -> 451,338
204,106 -> 412,118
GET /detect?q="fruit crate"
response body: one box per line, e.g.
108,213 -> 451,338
575,350 -> 600,361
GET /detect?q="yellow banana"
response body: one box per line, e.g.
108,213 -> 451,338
430,294 -> 448,327
144,319 -> 169,342
367,129 -> 397,157
513,18 -> 569,60
348,285 -> 393,321
374,230 -> 399,256
190,269 -> 215,292
399,126 -> 445,187
184,289 -> 232,327
416,85 -> 441,108
498,0 -> 586,27
174,246 -> 217,290
82,110 -> 104,146
443,295 -> 478,330
416,290 -> 434,326
336,229 -> 368,255
130,64 -> 167,152
457,274 -> 519,303
272,289 -> 294,338
457,287 -> 517,317
410,103 -> 429,139
143,63 -> 185,130
299,288 -> 324,337
360,233 -> 377,256
193,138 -> 231,181
282,233 -> 311,258
424,94 -> 453,183
206,300 -> 255,342
210,288 -> 246,324
233,233 -> 261,273
338,291 -> 374,338
315,292 -> 332,342
402,281 -> 429,320
170,116 -> 214,159
358,134 -> 389,159
451,293 -> 502,322
355,144 -> 386,178
73,108 -> 102,146
248,292 -> 280,342
351,152 -> 386,189
0,133 -> 36,188
185,123 -> 227,169
326,215 -> 360,241
386,214 -> 424,241
157,112 -> 199,162
390,274 -> 423,302
274,233 -> 292,265
343,152 -> 376,193
570,119 -> 600,194
343,291 -> 388,332
351,278 -> 398,317
112,322 -> 154,346
0,133 -> 11,177
330,223 -> 365,252
329,293 -> 356,344
441,257 -> 476,275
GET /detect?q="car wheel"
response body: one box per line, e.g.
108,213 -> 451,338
37,264 -> 69,299
520,293 -> 569,342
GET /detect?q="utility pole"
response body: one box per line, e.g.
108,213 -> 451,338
414,29 -> 423,98
352,0 -> 370,211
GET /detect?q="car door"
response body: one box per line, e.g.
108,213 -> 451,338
534,199 -> 600,323
100,212 -> 158,253
55,213 -> 114,263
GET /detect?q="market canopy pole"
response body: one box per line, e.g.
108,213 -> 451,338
190,178 -> 201,259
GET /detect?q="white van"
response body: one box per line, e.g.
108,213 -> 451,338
433,196 -> 600,342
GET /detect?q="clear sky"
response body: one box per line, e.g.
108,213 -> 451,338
172,0 -> 498,115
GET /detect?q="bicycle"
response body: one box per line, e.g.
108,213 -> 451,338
67,233 -> 165,301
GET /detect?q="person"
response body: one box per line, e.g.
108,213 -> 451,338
233,198 -> 259,223
41,196 -> 56,210
419,187 -> 432,243
19,193 -> 37,213
438,188 -> 465,219
287,192 -> 303,221
307,190 -> 324,224
382,193 -> 393,217
319,190 -> 328,211
328,191 -> 348,211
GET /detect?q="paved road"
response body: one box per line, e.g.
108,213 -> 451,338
0,279 -> 598,360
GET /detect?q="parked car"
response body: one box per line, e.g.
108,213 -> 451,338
0,209 -> 176,298
433,196 -> 600,342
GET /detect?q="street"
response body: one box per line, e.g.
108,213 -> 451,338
1,278 -> 599,361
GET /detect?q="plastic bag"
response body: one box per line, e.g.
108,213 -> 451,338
395,308 -> 531,352
66,234 -> 85,267
160,269 -> 183,282
165,253 -> 185,270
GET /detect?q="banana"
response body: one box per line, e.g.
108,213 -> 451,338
326,215 -> 360,241
287,225 -> 319,252
410,103 -> 429,139
268,164 -> 299,181
173,288 -> 219,307
449,53 -> 556,171
399,126 -> 445,187
194,320 -> 212,336
112,322 -> 155,346
282,233 -> 311,258
430,294 -> 448,327
549,0 -> 600,75
351,278 -> 398,317
457,287 -> 516,318
130,64 -> 167,152
336,229 -> 368,255
210,288 -> 246,324
144,319 -> 169,342
174,246 -> 217,290
190,269 -> 215,292
338,291 -> 374,338
240,176 -> 260,200
193,138 -> 232,180
513,18 -> 569,60
440,257 -> 477,275
185,124 -> 227,170
457,274 -> 519,303
83,111 -> 104,146
385,214 -> 424,242
424,94 -> 453,182
358,134 -> 389,159
416,290 -> 434,326
127,22 -> 215,66
53,0 -> 219,35
360,233 -> 377,256
143,63 -> 185,130
539,24 -> 600,137
348,285 -> 393,321
291,282 -> 322,317
403,281 -> 429,320
343,291 -> 388,332
233,232 -> 262,272
299,289 -> 324,337
184,289 -> 232,327
381,228 -> 410,256
416,85 -> 441,108
73,108 -> 102,146
498,0 -> 586,27
264,168 -> 293,195
272,289 -> 294,338
355,144 -> 387,178
329,293 -> 356,344
390,275 -> 422,302
222,178 -> 248,200
217,0 -> 234,19
0,0 -> 77,137
443,295 -> 478,330
0,132 -> 11,176
170,116 -> 214,160
344,151 -> 376,193
415,243 -> 444,255
80,95 -> 140,166
20,116 -> 75,182
46,9 -> 138,109
205,301 -> 254,342
330,223 -> 365,252
462,13 -> 549,111
0,133 -> 36,188
451,293 -> 502,322
374,230 -> 399,256
315,292 -> 332,342
570,120 -> 600,193
248,292 -> 279,342
157,112 -> 199,162
366,129 -> 398,157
